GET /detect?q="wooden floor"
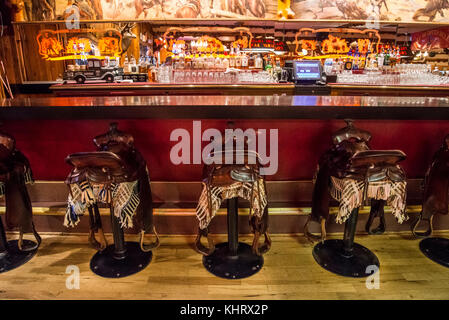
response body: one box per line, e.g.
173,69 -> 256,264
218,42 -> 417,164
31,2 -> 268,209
1,232 -> 449,300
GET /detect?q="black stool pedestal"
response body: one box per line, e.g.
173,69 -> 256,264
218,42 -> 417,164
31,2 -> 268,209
419,237 -> 449,268
90,208 -> 152,278
313,208 -> 380,278
203,198 -> 263,279
0,218 -> 37,273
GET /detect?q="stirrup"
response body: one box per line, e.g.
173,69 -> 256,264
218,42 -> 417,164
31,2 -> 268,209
18,224 -> 42,252
365,214 -> 386,235
88,227 -> 108,251
411,213 -> 433,238
139,226 -> 160,252
304,216 -> 326,243
194,228 -> 215,256
251,231 -> 271,256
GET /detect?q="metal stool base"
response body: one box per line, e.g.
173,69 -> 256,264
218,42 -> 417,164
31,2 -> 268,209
90,242 -> 152,278
0,240 -> 38,273
203,242 -> 263,280
420,237 -> 449,268
313,239 -> 380,278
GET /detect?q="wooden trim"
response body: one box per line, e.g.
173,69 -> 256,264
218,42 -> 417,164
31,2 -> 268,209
0,205 -> 424,216
5,179 -> 424,206
11,19 -> 449,27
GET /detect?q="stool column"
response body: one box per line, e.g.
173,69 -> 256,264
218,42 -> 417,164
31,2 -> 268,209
202,196 -> 264,279
343,208 -> 359,257
110,207 -> 127,260
227,198 -> 239,255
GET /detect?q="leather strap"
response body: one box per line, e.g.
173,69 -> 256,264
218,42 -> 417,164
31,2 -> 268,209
194,227 -> 215,256
365,199 -> 386,235
304,216 -> 326,243
139,227 -> 160,252
251,230 -> 271,256
249,207 -> 271,255
87,205 -> 108,251
18,222 -> 41,252
411,212 -> 433,238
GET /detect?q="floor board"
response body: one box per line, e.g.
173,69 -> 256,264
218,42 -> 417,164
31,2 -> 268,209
1,232 -> 449,300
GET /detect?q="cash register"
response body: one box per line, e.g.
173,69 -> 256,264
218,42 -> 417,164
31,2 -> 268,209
284,60 -> 330,95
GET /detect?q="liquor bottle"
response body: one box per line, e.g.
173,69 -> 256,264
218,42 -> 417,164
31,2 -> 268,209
123,55 -> 130,73
215,53 -> 222,69
255,54 -> 263,69
223,52 -> 230,69
248,53 -> 254,68
241,52 -> 248,69
235,49 -> 242,68
130,55 -> 137,73
229,49 -> 236,68
353,55 -> 359,70
138,56 -> 147,74
384,50 -> 391,66
377,51 -> 385,68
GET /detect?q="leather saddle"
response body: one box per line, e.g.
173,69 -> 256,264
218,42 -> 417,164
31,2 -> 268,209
412,134 -> 449,238
65,151 -> 139,185
65,123 -> 159,252
305,120 -> 406,242
0,130 -> 41,252
195,125 -> 271,257
346,150 -> 407,182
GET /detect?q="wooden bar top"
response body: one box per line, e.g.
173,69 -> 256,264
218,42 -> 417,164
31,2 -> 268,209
49,82 -> 449,97
1,95 -> 449,120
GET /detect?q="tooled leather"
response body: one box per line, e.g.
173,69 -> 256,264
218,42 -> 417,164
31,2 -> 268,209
65,151 -> 139,185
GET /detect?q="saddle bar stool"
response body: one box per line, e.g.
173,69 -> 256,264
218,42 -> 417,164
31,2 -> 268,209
305,120 -> 408,277
412,134 -> 449,268
195,122 -> 271,279
0,129 -> 41,273
64,123 -> 159,278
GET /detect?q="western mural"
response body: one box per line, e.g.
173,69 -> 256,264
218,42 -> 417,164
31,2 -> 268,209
10,0 -> 277,20
290,0 -> 449,22
7,0 -> 449,22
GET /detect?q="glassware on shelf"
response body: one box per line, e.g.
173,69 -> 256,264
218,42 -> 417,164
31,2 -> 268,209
336,63 -> 449,86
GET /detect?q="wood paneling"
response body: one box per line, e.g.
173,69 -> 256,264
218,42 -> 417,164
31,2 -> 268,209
0,34 -> 18,85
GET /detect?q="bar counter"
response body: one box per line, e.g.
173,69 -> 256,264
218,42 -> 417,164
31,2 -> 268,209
2,95 -> 449,120
49,82 -> 449,97
2,95 -> 449,234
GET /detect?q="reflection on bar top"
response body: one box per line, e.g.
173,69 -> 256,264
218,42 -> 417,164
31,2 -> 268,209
2,96 -> 449,108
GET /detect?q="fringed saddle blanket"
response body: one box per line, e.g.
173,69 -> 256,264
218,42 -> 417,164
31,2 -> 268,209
330,176 -> 408,224
0,166 -> 34,198
65,179 -> 140,229
196,179 -> 267,230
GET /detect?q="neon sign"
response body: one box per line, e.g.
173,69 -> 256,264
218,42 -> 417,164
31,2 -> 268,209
37,32 -> 64,59
67,37 -> 92,54
37,29 -> 122,61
